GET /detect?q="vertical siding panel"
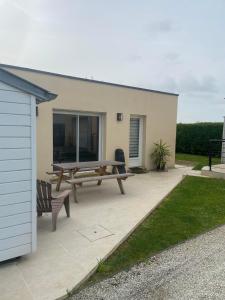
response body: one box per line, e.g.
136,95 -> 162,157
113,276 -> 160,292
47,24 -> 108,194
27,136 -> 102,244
0,85 -> 33,262
30,96 -> 37,252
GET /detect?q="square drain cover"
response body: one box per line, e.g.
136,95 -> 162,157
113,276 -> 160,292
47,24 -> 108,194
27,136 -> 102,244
77,225 -> 113,242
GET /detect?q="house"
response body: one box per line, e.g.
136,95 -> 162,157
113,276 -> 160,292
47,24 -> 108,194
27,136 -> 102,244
0,68 -> 56,262
0,64 -> 178,179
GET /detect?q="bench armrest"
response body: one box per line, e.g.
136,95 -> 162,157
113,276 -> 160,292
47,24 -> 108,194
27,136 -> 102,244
55,189 -> 71,200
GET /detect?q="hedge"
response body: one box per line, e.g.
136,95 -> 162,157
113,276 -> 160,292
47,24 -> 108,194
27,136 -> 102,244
176,123 -> 223,156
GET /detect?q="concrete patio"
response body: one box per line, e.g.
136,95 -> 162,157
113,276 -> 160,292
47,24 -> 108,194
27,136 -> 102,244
202,164 -> 225,179
0,166 -> 191,300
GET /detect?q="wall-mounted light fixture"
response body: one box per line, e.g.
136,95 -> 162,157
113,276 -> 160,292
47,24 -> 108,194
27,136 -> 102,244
36,106 -> 38,117
117,113 -> 123,121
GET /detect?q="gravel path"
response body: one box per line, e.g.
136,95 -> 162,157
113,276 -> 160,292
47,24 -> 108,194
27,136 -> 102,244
71,224 -> 225,300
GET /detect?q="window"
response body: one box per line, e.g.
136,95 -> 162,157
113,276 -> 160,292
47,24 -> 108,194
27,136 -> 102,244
53,113 -> 101,163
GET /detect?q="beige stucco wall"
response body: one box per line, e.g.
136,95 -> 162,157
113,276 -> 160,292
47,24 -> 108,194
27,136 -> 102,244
3,67 -> 178,179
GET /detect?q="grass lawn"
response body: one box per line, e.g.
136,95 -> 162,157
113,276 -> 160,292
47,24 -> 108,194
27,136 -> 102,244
88,176 -> 225,284
176,153 -> 220,170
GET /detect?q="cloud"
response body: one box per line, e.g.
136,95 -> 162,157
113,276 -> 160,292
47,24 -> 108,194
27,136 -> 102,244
127,54 -> 142,63
156,20 -> 173,32
0,1 -> 33,63
146,19 -> 174,35
162,74 -> 218,95
165,52 -> 180,63
0,1 -> 32,33
180,75 -> 218,94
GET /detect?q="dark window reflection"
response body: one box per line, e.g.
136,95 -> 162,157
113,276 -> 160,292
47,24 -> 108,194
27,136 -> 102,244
79,116 -> 99,162
53,114 -> 99,163
53,114 -> 77,163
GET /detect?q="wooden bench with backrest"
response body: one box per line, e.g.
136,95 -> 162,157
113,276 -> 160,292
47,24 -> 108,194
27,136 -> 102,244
37,180 -> 71,231
66,173 -> 134,203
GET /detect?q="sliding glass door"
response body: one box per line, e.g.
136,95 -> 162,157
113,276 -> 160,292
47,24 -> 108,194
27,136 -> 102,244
53,112 -> 101,163
53,114 -> 77,163
79,115 -> 99,161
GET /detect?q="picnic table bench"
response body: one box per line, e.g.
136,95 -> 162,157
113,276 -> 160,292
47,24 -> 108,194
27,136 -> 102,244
52,160 -> 124,189
46,170 -> 70,182
51,160 -> 134,202
46,167 -> 101,184
66,173 -> 134,202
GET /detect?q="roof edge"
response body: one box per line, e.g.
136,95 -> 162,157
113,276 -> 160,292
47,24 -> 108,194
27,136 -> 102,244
0,67 -> 57,102
0,63 -> 179,97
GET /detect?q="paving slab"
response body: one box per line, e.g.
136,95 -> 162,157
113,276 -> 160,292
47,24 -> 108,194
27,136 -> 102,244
0,167 -> 191,300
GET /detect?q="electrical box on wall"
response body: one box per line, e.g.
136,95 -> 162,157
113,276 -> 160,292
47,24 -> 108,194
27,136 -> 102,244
117,113 -> 123,121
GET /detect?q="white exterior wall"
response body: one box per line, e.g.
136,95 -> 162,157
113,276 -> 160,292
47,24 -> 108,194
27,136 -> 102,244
0,81 -> 36,262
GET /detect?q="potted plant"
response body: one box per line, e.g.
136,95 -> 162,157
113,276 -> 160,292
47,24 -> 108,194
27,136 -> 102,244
151,140 -> 171,171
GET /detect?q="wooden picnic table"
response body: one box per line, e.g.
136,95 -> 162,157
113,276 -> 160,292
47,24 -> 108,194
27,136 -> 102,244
52,160 -> 124,191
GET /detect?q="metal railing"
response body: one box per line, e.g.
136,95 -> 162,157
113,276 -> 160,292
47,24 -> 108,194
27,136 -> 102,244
208,139 -> 225,171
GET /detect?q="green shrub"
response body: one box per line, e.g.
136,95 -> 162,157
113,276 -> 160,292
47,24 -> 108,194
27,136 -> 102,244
176,123 -> 223,156
151,140 -> 171,170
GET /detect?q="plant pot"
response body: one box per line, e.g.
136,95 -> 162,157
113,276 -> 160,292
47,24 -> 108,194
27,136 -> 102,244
156,163 -> 168,172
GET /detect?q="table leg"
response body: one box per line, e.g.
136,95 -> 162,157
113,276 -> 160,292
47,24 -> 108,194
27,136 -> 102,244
114,165 -> 127,180
70,170 -> 73,179
71,168 -> 81,200
97,166 -> 107,185
56,170 -> 63,191
72,183 -> 78,203
73,168 -> 82,187
114,166 -> 119,174
117,178 -> 125,194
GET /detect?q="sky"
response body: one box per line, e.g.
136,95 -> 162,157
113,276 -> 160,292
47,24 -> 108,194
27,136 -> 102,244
0,0 -> 225,123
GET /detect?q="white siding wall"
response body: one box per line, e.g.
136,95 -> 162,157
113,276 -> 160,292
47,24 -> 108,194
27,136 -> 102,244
0,81 -> 36,262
